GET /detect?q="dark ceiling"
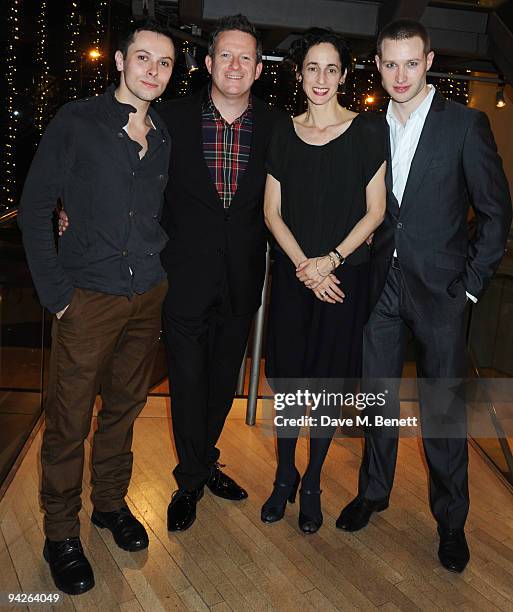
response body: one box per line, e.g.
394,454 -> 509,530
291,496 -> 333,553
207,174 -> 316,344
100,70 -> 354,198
150,0 -> 513,81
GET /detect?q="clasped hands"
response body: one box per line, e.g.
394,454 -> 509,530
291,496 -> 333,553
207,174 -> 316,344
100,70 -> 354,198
296,255 -> 345,304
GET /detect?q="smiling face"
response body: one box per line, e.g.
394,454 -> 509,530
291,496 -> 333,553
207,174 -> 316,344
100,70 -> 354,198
205,29 -> 263,101
300,42 -> 346,106
115,29 -> 175,104
376,35 -> 434,109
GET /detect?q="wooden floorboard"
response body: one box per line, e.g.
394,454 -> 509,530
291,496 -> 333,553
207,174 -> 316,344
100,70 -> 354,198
1,397 -> 513,611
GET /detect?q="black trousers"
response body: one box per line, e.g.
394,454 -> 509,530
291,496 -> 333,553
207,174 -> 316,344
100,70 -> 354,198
162,271 -> 253,490
358,264 -> 469,529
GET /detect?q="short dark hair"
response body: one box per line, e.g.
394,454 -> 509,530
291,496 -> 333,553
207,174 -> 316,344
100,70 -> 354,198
208,14 -> 262,63
287,28 -> 352,75
118,18 -> 174,58
377,19 -> 431,57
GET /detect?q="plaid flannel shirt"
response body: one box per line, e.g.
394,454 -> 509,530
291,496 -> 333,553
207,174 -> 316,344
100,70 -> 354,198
202,93 -> 253,208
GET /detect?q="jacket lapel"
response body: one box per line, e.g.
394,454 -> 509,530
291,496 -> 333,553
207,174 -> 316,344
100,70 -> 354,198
399,92 -> 445,218
187,92 -> 224,209
384,120 -> 400,216
230,96 -> 266,208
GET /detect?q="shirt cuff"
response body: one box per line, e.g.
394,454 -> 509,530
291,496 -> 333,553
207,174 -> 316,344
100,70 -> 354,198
466,291 -> 478,303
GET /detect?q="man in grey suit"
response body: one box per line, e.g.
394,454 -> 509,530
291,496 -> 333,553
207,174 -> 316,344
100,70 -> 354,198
337,19 -> 511,573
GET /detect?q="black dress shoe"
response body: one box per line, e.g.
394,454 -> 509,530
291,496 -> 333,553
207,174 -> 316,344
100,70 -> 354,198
43,537 -> 95,595
298,489 -> 323,534
167,487 -> 204,532
261,470 -> 300,523
206,463 -> 248,501
91,506 -> 149,552
438,527 -> 470,573
336,496 -> 389,532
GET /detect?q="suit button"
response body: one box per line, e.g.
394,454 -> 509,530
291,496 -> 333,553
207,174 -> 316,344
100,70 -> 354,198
397,222 -> 403,229
117,131 -> 124,138
128,210 -> 135,217
224,213 -> 230,222
217,248 -> 225,256
122,250 -> 128,257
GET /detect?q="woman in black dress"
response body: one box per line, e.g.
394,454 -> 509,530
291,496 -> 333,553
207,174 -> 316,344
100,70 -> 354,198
262,29 -> 387,533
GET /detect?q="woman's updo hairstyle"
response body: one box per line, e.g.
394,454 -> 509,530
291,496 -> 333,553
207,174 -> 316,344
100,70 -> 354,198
287,27 -> 353,76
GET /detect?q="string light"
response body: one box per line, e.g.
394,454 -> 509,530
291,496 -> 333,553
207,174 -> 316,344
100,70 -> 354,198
286,74 -> 300,115
35,0 -> 50,135
365,62 -> 373,112
178,41 -> 193,97
267,62 -> 278,106
65,1 -> 80,100
2,0 -> 20,210
90,0 -> 107,95
431,73 -> 469,105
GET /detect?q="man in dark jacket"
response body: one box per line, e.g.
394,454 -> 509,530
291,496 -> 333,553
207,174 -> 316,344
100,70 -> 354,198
18,20 -> 174,595
336,20 -> 512,574
159,14 -> 284,531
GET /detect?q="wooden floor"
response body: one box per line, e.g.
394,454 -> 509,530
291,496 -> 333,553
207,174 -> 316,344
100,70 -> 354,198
2,398 -> 513,612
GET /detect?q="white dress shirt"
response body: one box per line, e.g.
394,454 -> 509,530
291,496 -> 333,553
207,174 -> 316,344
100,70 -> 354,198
386,85 -> 476,302
387,84 -> 435,207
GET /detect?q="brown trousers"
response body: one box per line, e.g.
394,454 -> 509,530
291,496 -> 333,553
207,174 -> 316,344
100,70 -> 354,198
41,280 -> 168,540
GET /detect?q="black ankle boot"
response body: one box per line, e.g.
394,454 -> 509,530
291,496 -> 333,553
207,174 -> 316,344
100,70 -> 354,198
261,470 -> 300,523
43,537 -> 95,595
298,489 -> 323,534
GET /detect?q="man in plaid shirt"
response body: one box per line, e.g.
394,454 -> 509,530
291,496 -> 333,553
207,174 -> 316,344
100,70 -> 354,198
159,15 -> 284,531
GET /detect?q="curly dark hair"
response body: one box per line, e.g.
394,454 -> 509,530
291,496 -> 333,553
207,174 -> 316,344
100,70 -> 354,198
287,28 -> 352,75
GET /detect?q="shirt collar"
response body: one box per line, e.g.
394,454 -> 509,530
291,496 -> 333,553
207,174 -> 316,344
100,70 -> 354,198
387,84 -> 436,126
203,86 -> 253,124
106,83 -> 159,133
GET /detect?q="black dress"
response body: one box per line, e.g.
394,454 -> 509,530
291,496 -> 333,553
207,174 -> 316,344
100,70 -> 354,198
265,114 -> 387,381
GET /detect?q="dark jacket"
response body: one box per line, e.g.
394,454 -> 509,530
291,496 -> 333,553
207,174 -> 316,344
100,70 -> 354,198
370,92 -> 512,322
18,85 -> 171,313
158,91 -> 285,317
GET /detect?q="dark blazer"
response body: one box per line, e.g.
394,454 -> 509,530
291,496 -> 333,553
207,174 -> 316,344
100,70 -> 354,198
158,91 -> 284,317
369,91 -> 512,323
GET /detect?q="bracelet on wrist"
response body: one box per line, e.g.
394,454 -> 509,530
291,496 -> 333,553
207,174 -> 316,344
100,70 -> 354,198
332,248 -> 346,266
315,257 -> 331,277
